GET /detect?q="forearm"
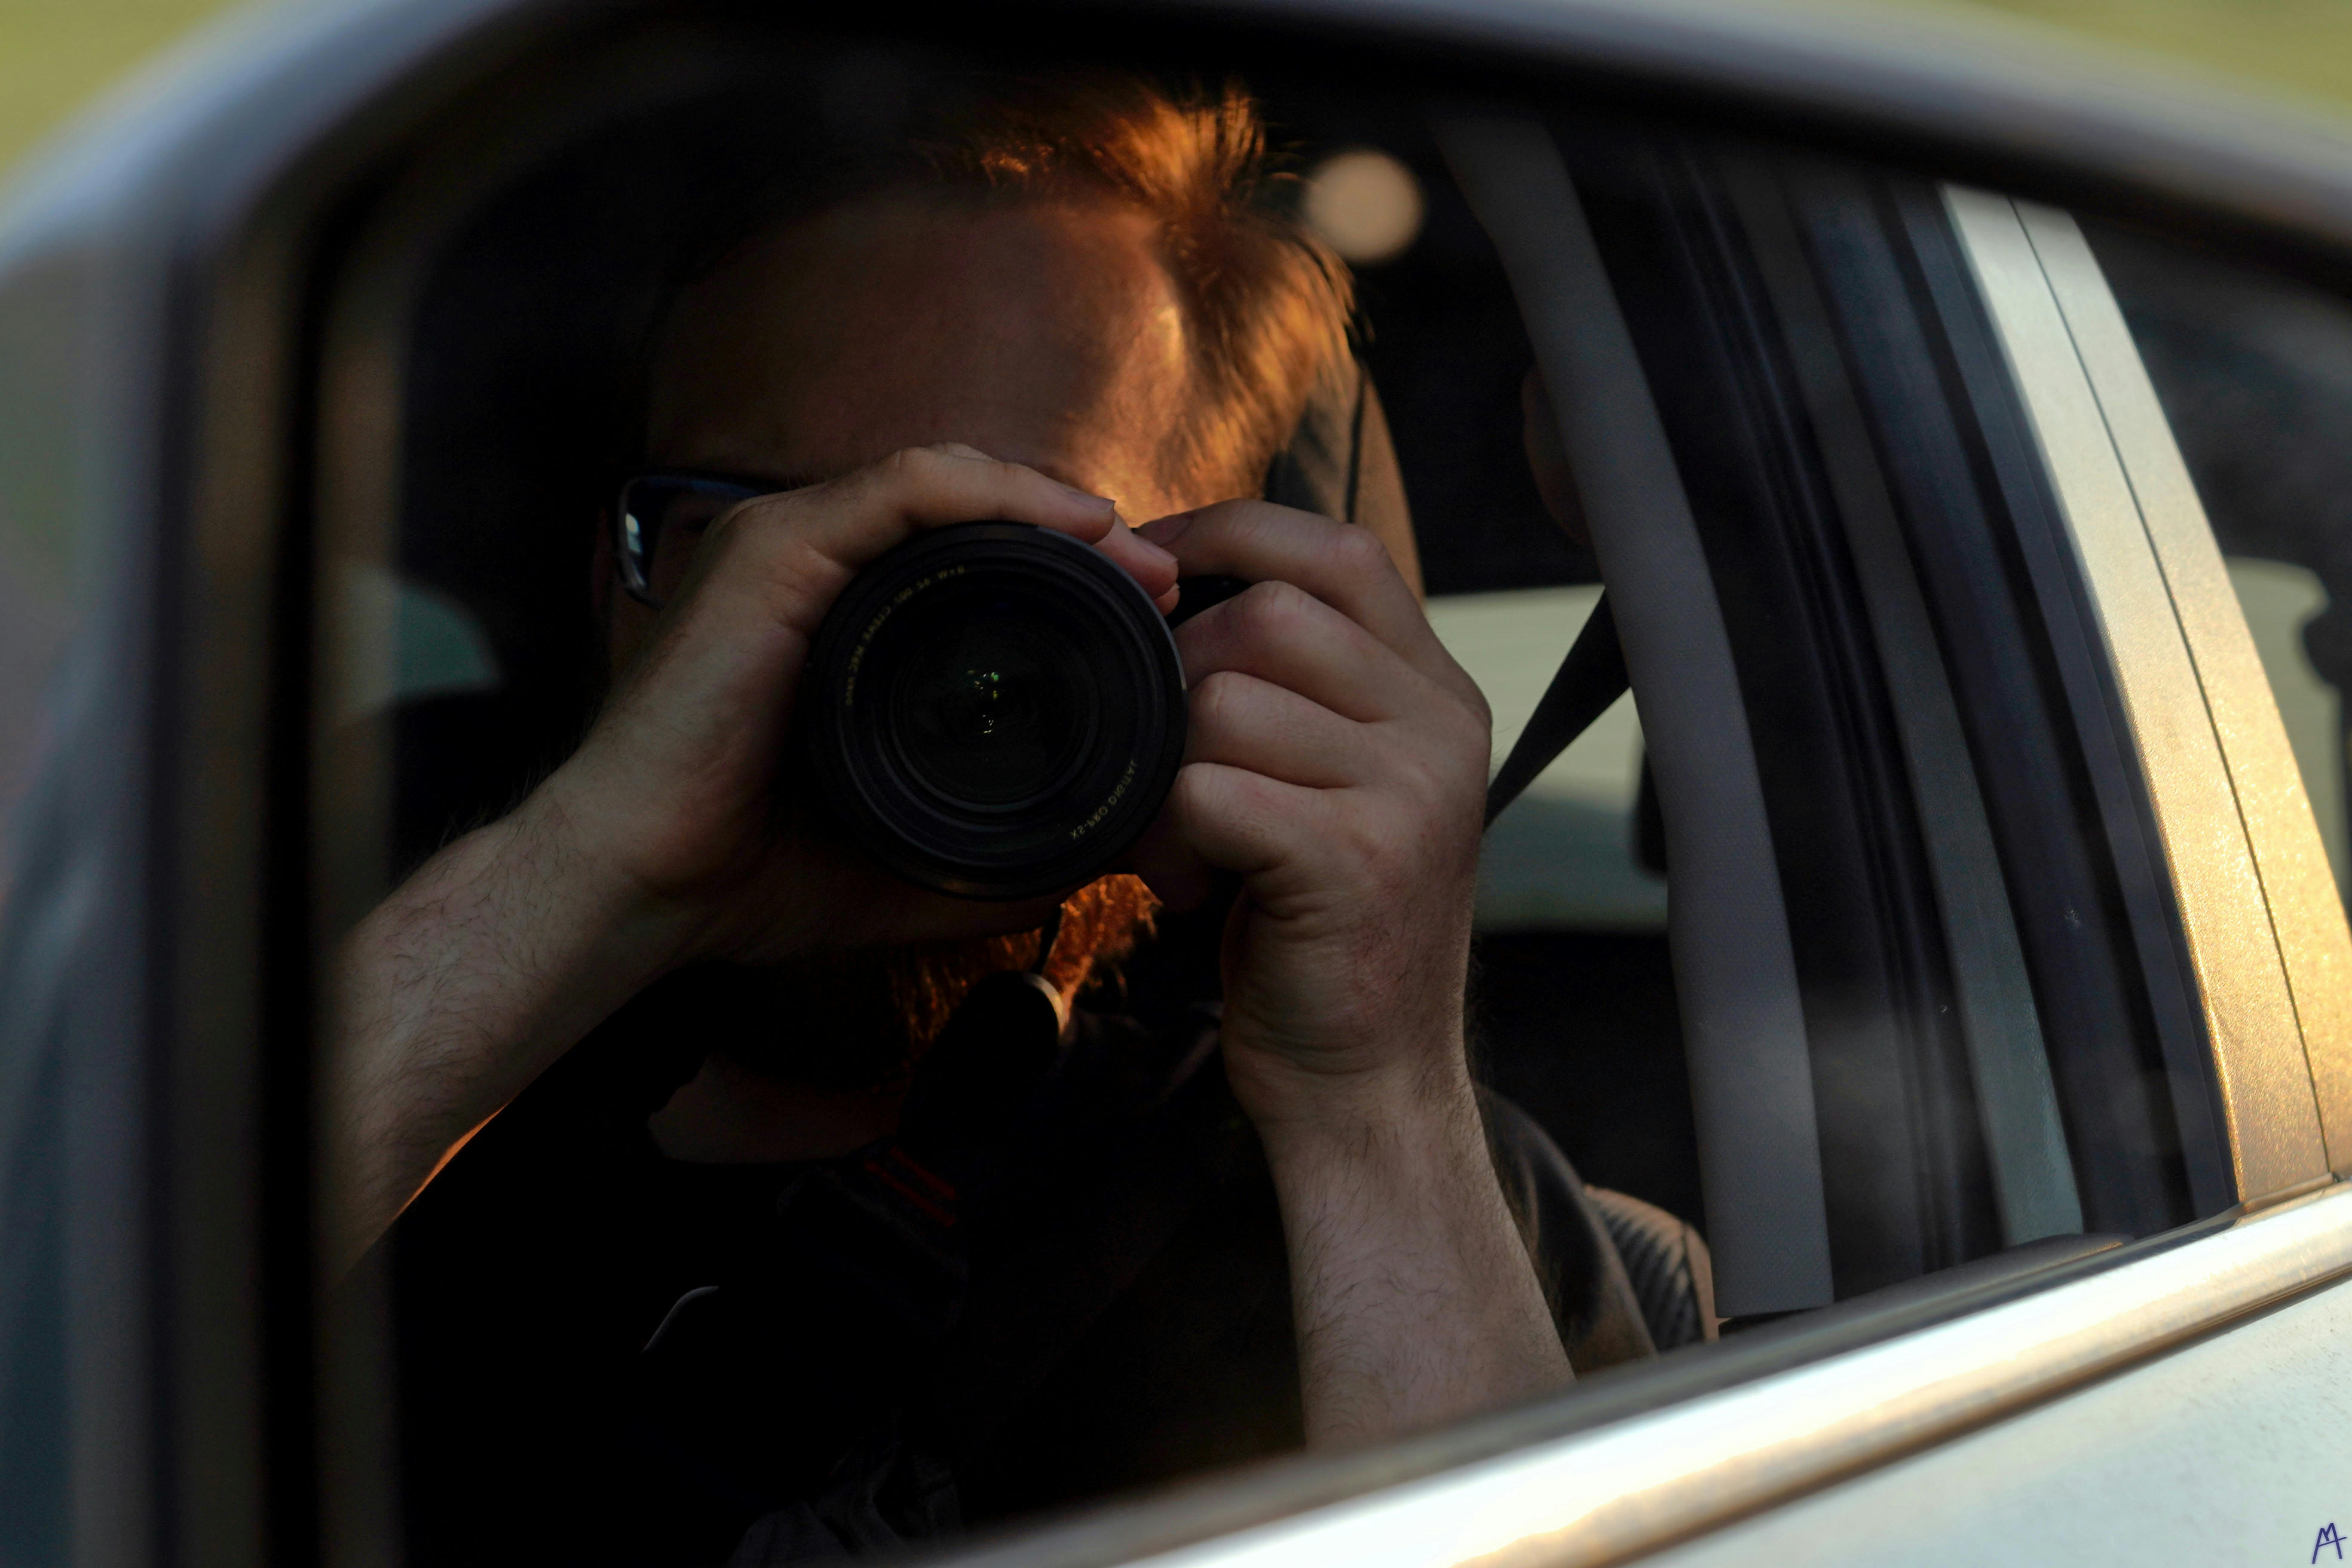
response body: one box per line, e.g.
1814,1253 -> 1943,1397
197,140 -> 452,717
327,791 -> 690,1271
1260,1069 -> 1573,1448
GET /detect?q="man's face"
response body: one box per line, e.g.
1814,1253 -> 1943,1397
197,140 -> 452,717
619,188 -> 1208,1085
620,189 -> 1205,669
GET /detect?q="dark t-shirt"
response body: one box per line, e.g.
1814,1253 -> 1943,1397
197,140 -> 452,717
390,984 -> 1653,1567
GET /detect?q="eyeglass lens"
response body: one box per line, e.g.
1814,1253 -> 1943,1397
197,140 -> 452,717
622,481 -> 757,606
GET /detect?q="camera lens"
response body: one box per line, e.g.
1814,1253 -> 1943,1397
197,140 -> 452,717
895,600 -> 1090,808
800,522 -> 1187,900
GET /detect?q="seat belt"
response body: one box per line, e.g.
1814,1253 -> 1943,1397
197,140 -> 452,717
1483,591 -> 1631,828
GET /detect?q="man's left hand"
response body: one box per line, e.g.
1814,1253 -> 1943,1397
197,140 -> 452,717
1129,501 -> 1571,1446
1132,501 -> 1491,1134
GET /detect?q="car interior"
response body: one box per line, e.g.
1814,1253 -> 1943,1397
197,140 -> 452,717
271,3 -> 2352,1551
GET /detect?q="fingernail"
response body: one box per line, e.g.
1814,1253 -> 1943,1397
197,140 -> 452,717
1138,512 -> 1193,546
1058,481 -> 1117,512
1128,534 -> 1177,571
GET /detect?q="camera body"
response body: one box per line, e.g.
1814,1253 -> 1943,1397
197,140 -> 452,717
800,522 -> 1239,900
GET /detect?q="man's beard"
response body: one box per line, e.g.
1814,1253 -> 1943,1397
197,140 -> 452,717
705,874 -> 1160,1092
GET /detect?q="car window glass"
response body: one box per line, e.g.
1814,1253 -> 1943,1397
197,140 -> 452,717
0,255 -> 92,1567
2228,557 -> 2344,889
0,259 -> 85,915
298,37 -> 2267,1560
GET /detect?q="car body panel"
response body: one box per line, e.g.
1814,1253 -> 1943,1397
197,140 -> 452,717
1647,1236 -> 2352,1567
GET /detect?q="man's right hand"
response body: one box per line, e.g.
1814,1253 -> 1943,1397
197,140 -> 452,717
329,445 -> 1174,1269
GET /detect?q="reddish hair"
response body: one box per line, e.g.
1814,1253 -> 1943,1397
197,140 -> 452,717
913,77 -> 1355,492
663,75 -> 1357,497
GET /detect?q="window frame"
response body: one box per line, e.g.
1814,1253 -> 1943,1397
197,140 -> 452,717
1944,189 -> 2350,1193
3,1 -> 2352,1566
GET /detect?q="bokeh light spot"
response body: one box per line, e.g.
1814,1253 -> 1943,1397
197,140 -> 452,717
1303,148 -> 1425,265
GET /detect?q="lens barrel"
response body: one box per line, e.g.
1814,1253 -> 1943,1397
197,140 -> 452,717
800,522 -> 1189,900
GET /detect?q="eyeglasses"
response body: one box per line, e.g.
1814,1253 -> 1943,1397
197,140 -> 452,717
613,471 -> 772,609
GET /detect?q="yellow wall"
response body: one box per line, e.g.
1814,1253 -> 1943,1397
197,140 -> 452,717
0,0 -> 246,180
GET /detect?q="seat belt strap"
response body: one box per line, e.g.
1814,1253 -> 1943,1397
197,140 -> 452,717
1483,592 -> 1631,828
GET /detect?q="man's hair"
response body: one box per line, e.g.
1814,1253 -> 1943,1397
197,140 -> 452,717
671,73 -> 1356,494
916,76 -> 1354,490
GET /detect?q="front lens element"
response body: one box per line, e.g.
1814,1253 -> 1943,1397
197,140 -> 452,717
896,604 -> 1092,808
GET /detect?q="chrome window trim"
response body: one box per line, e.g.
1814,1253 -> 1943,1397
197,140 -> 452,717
945,1182 -> 2352,1568
1946,191 -> 2345,1200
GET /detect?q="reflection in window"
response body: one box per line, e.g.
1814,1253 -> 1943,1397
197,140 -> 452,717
2228,556 -> 2345,897
1429,586 -> 1664,932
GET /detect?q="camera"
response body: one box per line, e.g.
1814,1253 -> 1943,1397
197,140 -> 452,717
800,522 -> 1240,900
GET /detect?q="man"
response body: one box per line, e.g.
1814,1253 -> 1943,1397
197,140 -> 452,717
342,76 -> 1651,1565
